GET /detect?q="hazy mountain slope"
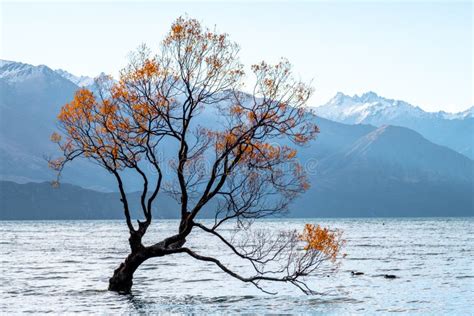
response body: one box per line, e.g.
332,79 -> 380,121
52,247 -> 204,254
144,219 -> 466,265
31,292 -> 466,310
0,180 -> 221,220
323,125 -> 473,181
303,117 -> 376,159
293,125 -> 474,217
0,60 -> 115,190
0,60 -> 377,191
316,92 -> 474,158
0,60 -> 473,218
1,124 -> 472,219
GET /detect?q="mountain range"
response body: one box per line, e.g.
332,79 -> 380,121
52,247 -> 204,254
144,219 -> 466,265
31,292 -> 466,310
0,60 -> 115,190
316,92 -> 474,158
0,60 -> 472,219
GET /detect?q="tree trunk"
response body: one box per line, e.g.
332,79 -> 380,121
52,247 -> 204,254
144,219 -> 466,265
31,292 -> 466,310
108,230 -> 187,293
108,250 -> 149,293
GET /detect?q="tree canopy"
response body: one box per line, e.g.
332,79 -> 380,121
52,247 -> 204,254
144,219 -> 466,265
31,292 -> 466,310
50,16 -> 343,294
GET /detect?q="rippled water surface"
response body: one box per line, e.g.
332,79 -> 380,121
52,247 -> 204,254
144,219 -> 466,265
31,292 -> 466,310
1,218 -> 473,314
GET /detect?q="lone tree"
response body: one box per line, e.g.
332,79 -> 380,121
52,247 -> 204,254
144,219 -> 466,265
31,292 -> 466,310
50,17 -> 343,294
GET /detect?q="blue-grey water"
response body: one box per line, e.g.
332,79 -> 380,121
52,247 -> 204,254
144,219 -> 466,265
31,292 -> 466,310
0,218 -> 473,314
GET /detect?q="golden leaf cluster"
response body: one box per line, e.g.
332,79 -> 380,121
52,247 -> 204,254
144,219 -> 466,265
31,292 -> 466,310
300,224 -> 344,262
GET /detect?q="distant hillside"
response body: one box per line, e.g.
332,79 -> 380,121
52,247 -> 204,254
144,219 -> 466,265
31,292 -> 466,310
0,181 -> 185,220
293,125 -> 474,217
1,171 -> 472,220
316,92 -> 474,158
0,60 -> 115,190
0,60 -> 473,219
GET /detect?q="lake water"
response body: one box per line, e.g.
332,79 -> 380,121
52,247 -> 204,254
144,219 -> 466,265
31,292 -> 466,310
0,218 -> 473,314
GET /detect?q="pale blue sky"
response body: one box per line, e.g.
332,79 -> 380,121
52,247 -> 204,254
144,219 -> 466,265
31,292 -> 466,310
0,1 -> 472,111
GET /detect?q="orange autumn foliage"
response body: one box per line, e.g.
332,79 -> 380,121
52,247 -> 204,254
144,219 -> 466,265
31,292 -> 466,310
300,224 -> 344,262
55,85 -> 147,168
229,104 -> 244,115
58,89 -> 96,123
213,131 -> 300,165
50,132 -> 61,143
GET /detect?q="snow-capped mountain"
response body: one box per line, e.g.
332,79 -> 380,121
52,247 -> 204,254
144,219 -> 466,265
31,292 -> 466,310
316,92 -> 474,159
0,60 -> 14,67
55,69 -> 95,87
0,60 -> 115,190
0,59 -> 96,88
0,59 -> 64,84
316,91 -> 473,124
440,107 -> 474,120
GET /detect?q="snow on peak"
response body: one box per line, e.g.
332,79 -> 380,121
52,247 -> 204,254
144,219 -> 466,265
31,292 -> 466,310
439,106 -> 474,119
0,60 -> 97,89
316,92 -> 471,125
0,60 -> 15,67
0,60 -> 59,83
317,91 -> 411,124
55,69 -> 95,87
356,91 -> 380,103
327,92 -> 352,105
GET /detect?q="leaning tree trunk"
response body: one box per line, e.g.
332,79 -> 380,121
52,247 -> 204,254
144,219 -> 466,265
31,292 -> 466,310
108,236 -> 187,292
108,221 -> 189,293
108,231 -> 150,293
108,249 -> 150,293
